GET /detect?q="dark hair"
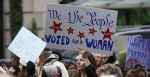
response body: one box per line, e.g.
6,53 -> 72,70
82,51 -> 97,67
44,48 -> 51,51
27,61 -> 35,76
105,52 -> 116,64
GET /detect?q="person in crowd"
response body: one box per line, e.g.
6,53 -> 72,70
96,63 -> 122,77
61,59 -> 77,77
76,48 -> 97,77
94,52 -> 117,67
26,61 -> 37,77
0,64 -> 8,74
12,56 -> 20,76
94,53 -> 110,67
38,48 -> 69,77
126,64 -> 148,77
17,59 -> 28,77
0,57 -> 20,76
18,60 -> 37,77
41,64 -> 62,77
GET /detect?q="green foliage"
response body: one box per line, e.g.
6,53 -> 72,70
10,0 -> 23,39
31,18 -> 38,36
118,50 -> 127,65
117,9 -> 126,26
117,8 -> 150,26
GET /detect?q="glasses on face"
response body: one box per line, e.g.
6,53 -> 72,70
95,56 -> 109,59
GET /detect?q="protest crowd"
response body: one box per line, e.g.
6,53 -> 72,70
1,3 -> 150,77
0,47 -> 150,77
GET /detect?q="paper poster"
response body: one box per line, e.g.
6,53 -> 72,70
8,26 -> 47,64
126,36 -> 150,69
44,4 -> 118,55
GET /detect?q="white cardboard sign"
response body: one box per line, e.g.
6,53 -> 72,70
45,4 -> 118,55
8,26 -> 47,64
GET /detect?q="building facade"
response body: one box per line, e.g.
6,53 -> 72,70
2,0 -> 59,58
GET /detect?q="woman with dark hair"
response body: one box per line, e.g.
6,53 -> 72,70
76,48 -> 97,77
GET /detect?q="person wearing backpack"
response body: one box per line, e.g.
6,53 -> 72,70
38,48 -> 69,77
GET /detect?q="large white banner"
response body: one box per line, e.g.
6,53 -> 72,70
126,36 -> 150,69
44,4 -> 118,55
8,26 -> 47,64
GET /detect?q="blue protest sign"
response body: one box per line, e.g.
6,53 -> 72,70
126,36 -> 150,69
